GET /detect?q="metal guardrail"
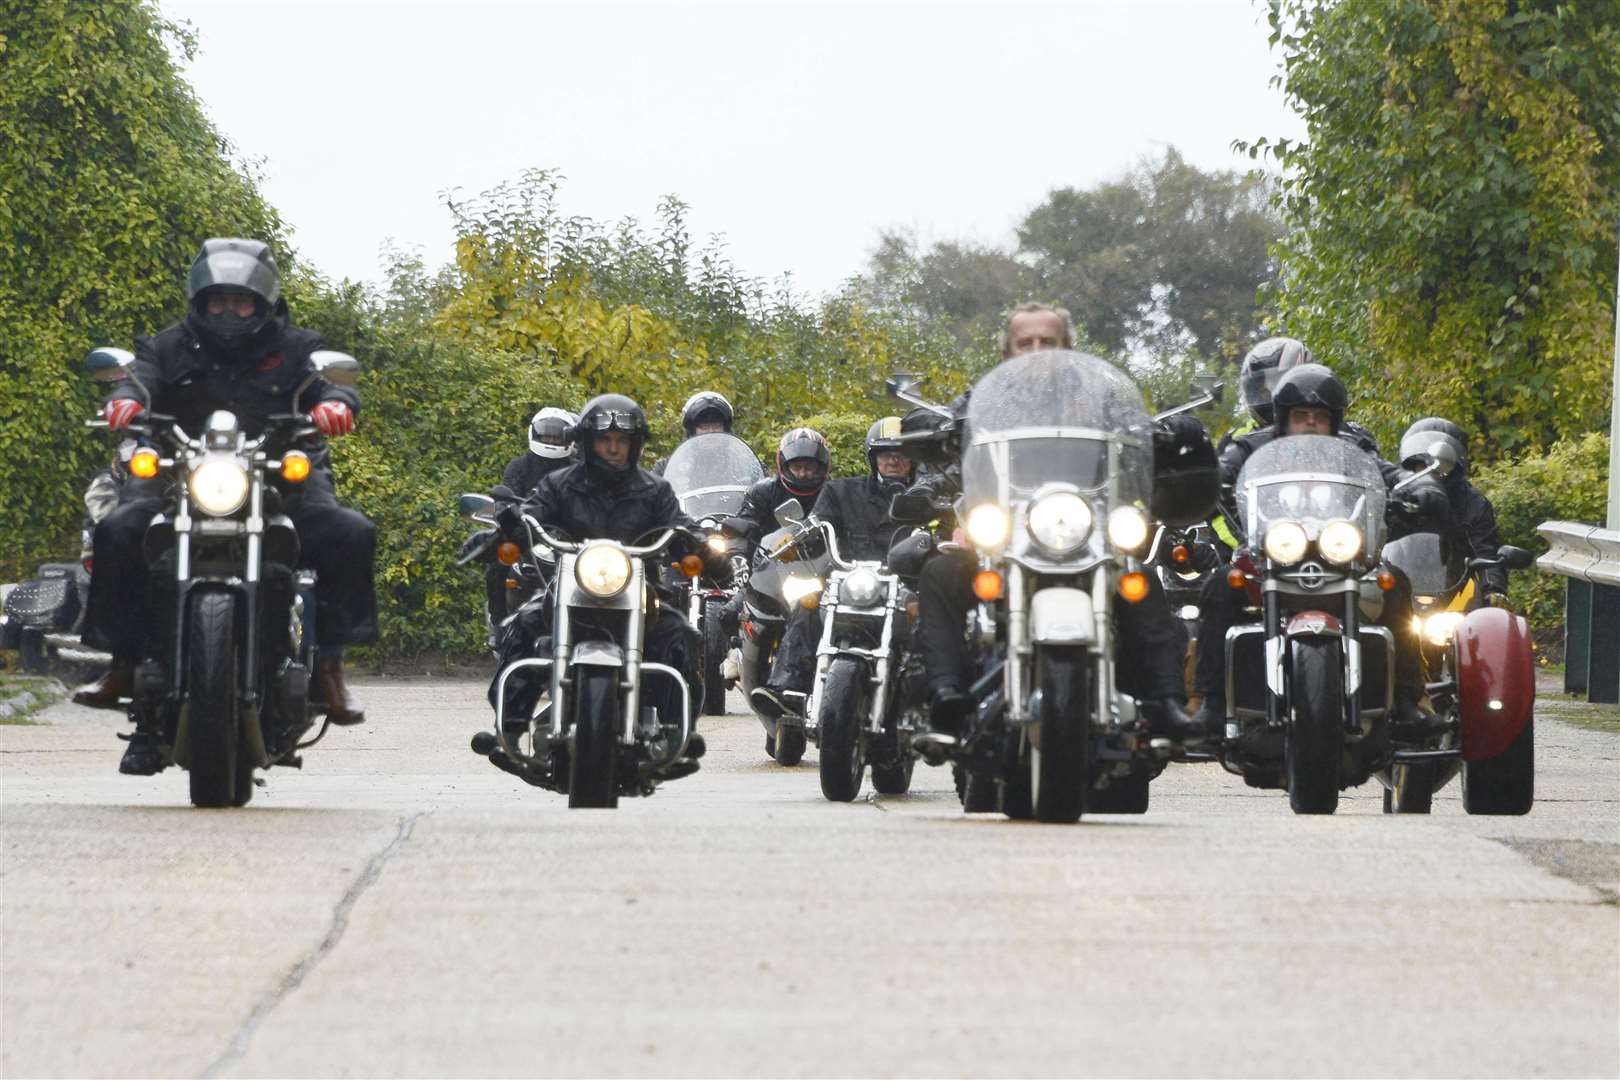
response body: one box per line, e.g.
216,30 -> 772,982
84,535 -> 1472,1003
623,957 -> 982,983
1537,521 -> 1620,704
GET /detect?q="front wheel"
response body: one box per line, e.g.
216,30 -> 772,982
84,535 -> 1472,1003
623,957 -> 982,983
816,659 -> 869,802
702,601 -> 728,716
568,668 -> 619,809
185,592 -> 250,808
1029,646 -> 1089,824
1462,715 -> 1533,815
1285,638 -> 1344,815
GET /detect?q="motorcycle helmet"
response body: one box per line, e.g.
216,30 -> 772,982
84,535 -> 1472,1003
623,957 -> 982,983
1239,336 -> 1313,425
1399,417 -> 1468,476
776,427 -> 830,499
1151,416 -> 1220,528
183,238 -> 286,360
528,406 -> 577,459
681,391 -> 734,437
574,394 -> 649,472
864,415 -> 911,482
1271,363 -> 1347,435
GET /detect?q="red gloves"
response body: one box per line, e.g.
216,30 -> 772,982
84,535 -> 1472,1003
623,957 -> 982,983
310,401 -> 354,437
102,399 -> 145,431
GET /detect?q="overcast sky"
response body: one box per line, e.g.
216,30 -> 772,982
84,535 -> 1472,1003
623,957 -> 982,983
161,0 -> 1307,300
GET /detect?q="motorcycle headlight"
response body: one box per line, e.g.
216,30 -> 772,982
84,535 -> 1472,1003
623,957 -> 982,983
1318,520 -> 1363,565
964,504 -> 1010,550
1026,492 -> 1092,555
1423,611 -> 1465,647
782,574 -> 824,607
1106,506 -> 1149,553
840,568 -> 883,608
705,533 -> 728,555
188,456 -> 250,517
1262,521 -> 1308,565
574,542 -> 633,598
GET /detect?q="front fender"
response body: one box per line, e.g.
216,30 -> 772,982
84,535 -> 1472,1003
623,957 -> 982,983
1456,607 -> 1534,762
1030,587 -> 1094,645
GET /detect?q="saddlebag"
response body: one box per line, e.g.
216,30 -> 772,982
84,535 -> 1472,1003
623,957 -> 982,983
3,574 -> 80,631
1455,607 -> 1534,761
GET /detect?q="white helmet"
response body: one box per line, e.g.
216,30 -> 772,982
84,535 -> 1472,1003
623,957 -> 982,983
529,407 -> 577,458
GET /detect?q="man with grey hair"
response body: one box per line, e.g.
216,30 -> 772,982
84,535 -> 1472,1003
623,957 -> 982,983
997,302 -> 1074,357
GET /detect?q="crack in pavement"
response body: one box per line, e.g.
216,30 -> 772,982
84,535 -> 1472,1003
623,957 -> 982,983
200,812 -> 426,1079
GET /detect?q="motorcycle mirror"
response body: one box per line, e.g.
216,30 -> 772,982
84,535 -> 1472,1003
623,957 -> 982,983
86,347 -> 135,380
774,499 -> 804,527
458,492 -> 495,519
885,372 -> 954,418
1193,373 -> 1224,403
310,351 -> 361,386
1496,545 -> 1533,570
889,491 -> 934,524
1428,439 -> 1458,475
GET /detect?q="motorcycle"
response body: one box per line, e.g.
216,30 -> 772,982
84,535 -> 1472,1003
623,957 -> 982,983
892,351 -> 1182,823
736,504 -> 834,765
1143,521 -> 1224,700
1379,530 -> 1535,814
661,432 -> 762,715
797,516 -> 925,801
80,346 -> 357,807
462,494 -> 699,808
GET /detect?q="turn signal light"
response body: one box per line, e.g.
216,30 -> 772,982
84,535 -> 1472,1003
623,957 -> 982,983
504,578 -> 518,590
679,554 -> 704,578
1227,568 -> 1247,589
129,448 -> 160,479
280,451 -> 311,483
1377,570 -> 1396,592
1172,544 -> 1190,564
973,570 -> 1003,601
497,541 -> 522,566
1118,572 -> 1149,603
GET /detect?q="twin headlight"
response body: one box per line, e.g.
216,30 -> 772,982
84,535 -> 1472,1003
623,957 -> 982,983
963,495 -> 1149,557
1261,519 -> 1363,566
575,542 -> 634,598
188,456 -> 250,516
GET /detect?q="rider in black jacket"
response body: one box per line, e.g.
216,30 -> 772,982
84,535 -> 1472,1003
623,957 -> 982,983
735,427 -> 831,546
1397,417 -> 1510,602
749,418 -> 912,719
72,239 -> 376,773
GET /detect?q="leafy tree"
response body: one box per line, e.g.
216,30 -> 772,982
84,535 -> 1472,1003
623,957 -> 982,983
1248,0 -> 1620,458
0,0 -> 283,579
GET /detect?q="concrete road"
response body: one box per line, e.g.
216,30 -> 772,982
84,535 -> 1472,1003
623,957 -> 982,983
3,679 -> 1616,1078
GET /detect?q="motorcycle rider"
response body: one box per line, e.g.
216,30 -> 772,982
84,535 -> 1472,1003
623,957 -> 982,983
735,427 -> 831,545
72,238 -> 377,772
1188,364 -> 1451,736
1398,417 -> 1511,606
504,393 -> 707,762
748,417 -> 912,719
912,302 -> 1205,743
650,391 -> 735,475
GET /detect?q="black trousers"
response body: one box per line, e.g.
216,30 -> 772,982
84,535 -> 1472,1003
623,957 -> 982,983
766,604 -> 823,692
916,548 -> 1188,702
1190,567 -> 1426,704
82,471 -> 378,659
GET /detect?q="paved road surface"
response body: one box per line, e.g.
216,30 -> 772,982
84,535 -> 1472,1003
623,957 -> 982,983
3,679 -> 1616,1078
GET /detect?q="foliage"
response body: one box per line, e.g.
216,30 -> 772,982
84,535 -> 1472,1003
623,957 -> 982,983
1249,0 -> 1620,459
1470,433 -> 1610,648
0,0 -> 284,580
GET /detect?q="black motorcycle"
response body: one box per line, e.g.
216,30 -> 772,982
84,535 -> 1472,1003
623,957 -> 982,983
81,346 -> 357,807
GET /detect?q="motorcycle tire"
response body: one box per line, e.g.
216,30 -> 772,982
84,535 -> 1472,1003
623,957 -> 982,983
774,726 -> 807,767
870,738 -> 914,795
1031,645 -> 1088,824
702,601 -> 728,716
1462,714 -> 1533,815
568,668 -> 619,809
817,658 -> 868,802
185,591 -> 252,808
1087,770 -> 1150,814
1285,638 -> 1343,815
1384,762 -> 1437,814
961,767 -> 999,813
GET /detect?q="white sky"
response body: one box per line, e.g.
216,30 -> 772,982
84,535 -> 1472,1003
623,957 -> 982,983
162,0 -> 1306,300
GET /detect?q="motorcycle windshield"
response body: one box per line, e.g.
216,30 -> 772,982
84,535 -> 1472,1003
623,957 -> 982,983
663,433 -> 764,520
1237,435 -> 1386,552
1384,532 -> 1466,598
962,349 -> 1153,510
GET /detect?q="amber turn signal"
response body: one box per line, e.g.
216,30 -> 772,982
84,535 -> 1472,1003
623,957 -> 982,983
1172,544 -> 1190,564
280,451 -> 311,483
497,541 -> 522,566
129,448 -> 160,479
1377,570 -> 1396,592
1118,571 -> 1149,603
679,554 -> 704,578
972,570 -> 1002,601
1227,568 -> 1247,589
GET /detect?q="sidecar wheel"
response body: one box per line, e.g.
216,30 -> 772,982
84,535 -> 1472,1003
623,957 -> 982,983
1463,714 -> 1534,815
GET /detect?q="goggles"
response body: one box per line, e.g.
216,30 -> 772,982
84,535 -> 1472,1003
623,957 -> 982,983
585,410 -> 643,433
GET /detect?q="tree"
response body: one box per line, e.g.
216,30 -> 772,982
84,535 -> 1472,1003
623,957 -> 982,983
1249,0 -> 1620,458
0,0 -> 283,578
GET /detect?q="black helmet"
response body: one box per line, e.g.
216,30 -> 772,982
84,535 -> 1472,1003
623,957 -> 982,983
528,407 -> 577,459
574,394 -> 648,472
1271,363 -> 1347,435
1151,416 -> 1220,528
864,415 -> 910,480
1239,336 -> 1314,425
184,238 -> 286,360
776,427 -> 830,499
1400,417 -> 1469,475
681,391 -> 734,437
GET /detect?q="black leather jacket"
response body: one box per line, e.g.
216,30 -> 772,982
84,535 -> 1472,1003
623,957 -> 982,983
737,477 -> 820,545
500,451 -> 573,501
813,474 -> 908,563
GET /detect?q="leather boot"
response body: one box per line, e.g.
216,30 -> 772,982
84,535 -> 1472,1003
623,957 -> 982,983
317,657 -> 366,726
73,659 -> 135,710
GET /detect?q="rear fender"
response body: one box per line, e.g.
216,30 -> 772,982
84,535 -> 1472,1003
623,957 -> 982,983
1456,607 -> 1534,762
